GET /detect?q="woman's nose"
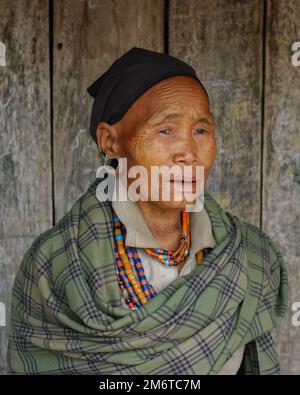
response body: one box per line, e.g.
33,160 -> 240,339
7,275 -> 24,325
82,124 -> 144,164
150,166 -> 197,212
172,135 -> 198,165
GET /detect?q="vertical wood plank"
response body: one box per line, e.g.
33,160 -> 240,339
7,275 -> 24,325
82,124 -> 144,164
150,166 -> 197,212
0,0 -> 51,373
53,0 -> 165,221
263,0 -> 300,375
169,0 -> 263,225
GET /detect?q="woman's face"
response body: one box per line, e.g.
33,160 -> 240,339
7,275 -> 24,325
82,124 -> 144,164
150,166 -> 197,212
100,75 -> 217,211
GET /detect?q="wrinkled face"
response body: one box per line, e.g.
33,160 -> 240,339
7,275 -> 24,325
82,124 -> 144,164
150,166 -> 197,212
99,75 -> 217,211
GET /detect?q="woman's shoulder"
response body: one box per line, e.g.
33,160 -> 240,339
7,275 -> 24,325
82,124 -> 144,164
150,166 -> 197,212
28,198 -> 82,255
241,220 -> 284,265
238,218 -> 288,317
18,180 -> 112,272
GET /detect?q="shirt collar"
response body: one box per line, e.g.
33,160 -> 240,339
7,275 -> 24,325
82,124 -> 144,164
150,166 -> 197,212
111,175 -> 217,255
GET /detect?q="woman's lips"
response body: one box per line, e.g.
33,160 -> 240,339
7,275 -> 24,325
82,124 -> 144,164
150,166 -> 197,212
169,179 -> 198,191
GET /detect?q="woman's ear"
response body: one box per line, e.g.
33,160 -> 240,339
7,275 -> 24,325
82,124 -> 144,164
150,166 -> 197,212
96,122 -> 119,157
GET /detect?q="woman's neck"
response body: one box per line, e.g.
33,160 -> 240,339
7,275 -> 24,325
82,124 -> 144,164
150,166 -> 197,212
136,201 -> 182,250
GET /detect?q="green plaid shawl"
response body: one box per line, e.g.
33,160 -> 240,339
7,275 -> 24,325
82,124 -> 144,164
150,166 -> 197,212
7,178 -> 288,375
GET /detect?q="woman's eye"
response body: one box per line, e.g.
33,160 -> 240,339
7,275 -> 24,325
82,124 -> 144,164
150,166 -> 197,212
195,128 -> 206,134
159,129 -> 172,135
158,128 -> 206,135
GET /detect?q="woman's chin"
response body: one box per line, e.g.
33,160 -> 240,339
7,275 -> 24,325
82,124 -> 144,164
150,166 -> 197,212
154,196 -> 198,211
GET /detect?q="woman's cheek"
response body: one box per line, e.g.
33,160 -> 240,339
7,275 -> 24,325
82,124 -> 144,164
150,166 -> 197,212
137,139 -> 168,166
127,137 -> 149,162
201,137 -> 217,159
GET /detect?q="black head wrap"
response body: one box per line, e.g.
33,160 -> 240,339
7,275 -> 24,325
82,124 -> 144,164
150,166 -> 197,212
87,47 -> 208,145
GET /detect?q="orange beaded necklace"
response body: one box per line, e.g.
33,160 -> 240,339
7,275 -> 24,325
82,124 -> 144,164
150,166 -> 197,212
144,210 -> 191,266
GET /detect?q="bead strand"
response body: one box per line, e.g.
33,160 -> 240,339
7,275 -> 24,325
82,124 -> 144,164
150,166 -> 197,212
113,217 -> 148,306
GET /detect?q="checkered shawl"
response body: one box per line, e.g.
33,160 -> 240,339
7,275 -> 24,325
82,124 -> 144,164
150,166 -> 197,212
7,178 -> 288,375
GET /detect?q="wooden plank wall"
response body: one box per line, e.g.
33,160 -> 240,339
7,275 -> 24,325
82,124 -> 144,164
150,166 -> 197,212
263,0 -> 300,374
0,0 -> 299,374
0,0 -> 52,374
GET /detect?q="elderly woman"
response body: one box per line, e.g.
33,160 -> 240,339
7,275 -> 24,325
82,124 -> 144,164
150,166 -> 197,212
7,47 -> 288,375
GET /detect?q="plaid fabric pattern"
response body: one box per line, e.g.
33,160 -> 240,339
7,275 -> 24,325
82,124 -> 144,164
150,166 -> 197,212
7,178 -> 288,375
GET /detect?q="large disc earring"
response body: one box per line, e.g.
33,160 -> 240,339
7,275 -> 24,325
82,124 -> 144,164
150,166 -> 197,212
104,156 -> 119,174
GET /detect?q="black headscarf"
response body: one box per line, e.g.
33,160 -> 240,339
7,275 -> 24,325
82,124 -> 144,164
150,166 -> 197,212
87,47 -> 208,144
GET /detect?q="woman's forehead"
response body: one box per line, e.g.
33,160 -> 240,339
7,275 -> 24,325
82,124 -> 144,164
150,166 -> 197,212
119,77 -> 211,129
138,96 -> 211,125
144,76 -> 207,99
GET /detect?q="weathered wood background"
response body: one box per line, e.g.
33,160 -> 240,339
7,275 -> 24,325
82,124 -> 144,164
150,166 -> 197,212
0,0 -> 299,374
